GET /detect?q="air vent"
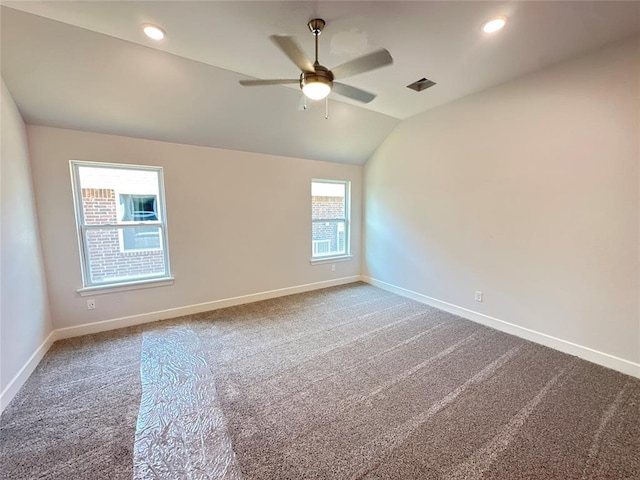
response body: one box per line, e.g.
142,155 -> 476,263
407,78 -> 436,92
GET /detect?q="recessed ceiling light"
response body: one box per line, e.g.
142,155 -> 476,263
142,24 -> 165,41
482,16 -> 507,34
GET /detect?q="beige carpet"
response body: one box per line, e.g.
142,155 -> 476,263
1,282 -> 638,479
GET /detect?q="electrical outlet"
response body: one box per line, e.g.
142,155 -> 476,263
474,291 -> 483,302
331,264 -> 336,272
87,299 -> 96,310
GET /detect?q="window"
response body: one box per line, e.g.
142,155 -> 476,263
70,161 -> 171,288
311,180 -> 350,260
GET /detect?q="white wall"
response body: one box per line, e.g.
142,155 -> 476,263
1,79 -> 53,405
27,126 -> 362,330
364,37 -> 639,367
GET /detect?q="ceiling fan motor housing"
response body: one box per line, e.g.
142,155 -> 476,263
300,65 -> 334,90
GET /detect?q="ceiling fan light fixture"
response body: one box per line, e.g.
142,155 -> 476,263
142,23 -> 166,40
301,69 -> 333,100
302,81 -> 331,100
482,16 -> 507,34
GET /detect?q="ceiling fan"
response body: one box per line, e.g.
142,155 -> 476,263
239,18 -> 393,104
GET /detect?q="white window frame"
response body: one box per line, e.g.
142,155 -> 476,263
311,179 -> 351,263
70,160 -> 173,292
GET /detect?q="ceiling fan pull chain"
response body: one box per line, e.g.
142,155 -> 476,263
325,97 -> 329,119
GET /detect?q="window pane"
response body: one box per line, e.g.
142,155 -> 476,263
77,165 -> 160,225
312,220 -> 346,257
312,181 -> 345,220
85,227 -> 166,284
122,226 -> 161,250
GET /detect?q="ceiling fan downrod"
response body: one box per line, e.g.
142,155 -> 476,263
307,18 -> 325,65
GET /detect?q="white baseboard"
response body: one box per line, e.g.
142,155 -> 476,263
362,276 -> 640,379
0,331 -> 56,414
55,276 -> 362,340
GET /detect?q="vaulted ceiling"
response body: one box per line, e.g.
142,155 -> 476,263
2,1 -> 638,164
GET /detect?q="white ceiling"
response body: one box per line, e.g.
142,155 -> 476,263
2,1 -> 639,164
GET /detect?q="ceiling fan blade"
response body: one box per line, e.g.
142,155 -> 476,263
270,35 -> 315,73
239,79 -> 299,86
331,49 -> 393,80
332,82 -> 376,103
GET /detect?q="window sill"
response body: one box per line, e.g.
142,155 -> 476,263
77,277 -> 174,296
310,255 -> 353,265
